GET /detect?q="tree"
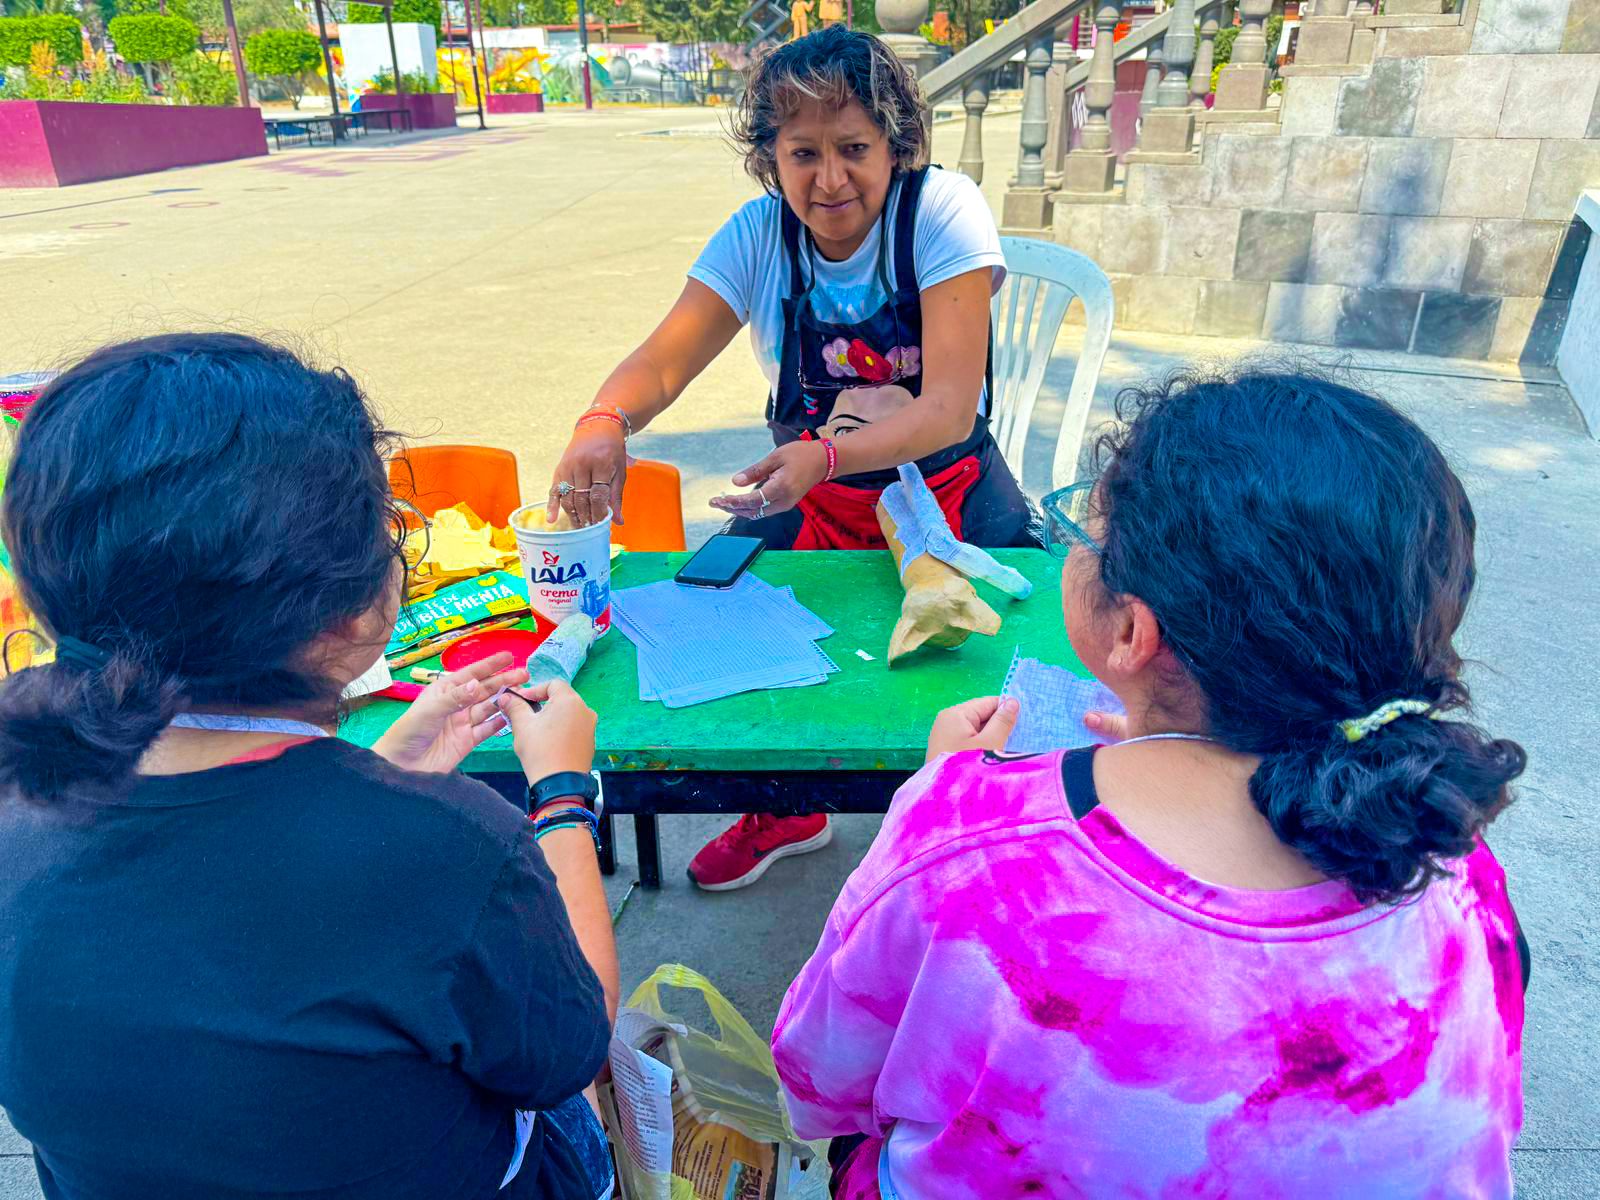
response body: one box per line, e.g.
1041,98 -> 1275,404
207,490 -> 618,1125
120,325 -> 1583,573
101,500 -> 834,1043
243,26 -> 318,105
113,0 -> 196,20
170,47 -> 236,101
481,0 -> 571,25
187,0 -> 298,56
107,11 -> 196,88
639,0 -> 743,43
345,0 -> 442,34
0,12 -> 82,65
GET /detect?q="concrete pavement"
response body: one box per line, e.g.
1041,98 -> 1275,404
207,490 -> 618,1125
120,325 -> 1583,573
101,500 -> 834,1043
1,106 -> 1595,1196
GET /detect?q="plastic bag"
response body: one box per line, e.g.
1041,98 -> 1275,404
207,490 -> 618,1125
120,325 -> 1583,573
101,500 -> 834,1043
602,964 -> 829,1200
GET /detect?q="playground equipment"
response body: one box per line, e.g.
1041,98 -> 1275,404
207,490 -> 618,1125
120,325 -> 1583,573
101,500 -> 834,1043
740,0 -> 789,51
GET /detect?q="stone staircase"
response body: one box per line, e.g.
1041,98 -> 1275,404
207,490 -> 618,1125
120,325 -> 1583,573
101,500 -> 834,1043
1030,0 -> 1599,363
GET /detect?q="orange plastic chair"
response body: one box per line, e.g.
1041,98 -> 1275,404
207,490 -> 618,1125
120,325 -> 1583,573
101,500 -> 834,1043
611,458 -> 686,552
390,445 -> 522,527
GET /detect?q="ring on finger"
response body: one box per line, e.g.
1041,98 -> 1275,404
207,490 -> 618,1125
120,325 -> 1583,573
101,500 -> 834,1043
556,481 -> 575,497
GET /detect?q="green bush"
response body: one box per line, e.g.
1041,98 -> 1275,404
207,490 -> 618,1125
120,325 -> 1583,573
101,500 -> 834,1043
367,66 -> 437,93
244,27 -> 320,107
10,57 -> 150,103
170,50 -> 236,104
540,62 -> 576,104
345,0 -> 442,33
107,13 -> 198,64
1211,25 -> 1237,68
0,14 -> 85,68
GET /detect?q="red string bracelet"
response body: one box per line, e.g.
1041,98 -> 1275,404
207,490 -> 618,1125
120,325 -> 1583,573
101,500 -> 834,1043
574,410 -> 625,436
820,437 -> 838,482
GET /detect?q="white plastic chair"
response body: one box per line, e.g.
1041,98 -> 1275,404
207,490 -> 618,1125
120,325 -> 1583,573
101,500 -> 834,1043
989,237 -> 1115,493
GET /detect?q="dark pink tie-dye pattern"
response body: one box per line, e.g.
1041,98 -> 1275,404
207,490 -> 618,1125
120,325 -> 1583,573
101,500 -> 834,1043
773,750 -> 1522,1199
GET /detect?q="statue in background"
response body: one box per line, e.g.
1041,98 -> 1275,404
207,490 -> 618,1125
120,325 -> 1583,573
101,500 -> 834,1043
789,0 -> 813,38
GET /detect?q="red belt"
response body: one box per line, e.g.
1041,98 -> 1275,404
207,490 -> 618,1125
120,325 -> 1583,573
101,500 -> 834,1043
792,455 -> 982,551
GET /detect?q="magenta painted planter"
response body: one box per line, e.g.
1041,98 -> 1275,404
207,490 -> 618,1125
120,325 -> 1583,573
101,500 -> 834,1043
359,92 -> 459,130
0,100 -> 267,188
487,93 -> 544,114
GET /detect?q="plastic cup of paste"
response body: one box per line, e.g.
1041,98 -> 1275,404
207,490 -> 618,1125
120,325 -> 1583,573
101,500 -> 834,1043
508,504 -> 612,636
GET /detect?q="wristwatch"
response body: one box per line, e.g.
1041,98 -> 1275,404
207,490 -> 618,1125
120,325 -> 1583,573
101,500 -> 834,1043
527,770 -> 602,818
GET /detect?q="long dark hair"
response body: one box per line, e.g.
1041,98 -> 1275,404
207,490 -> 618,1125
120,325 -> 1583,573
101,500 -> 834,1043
0,333 -> 405,804
1093,366 -> 1525,904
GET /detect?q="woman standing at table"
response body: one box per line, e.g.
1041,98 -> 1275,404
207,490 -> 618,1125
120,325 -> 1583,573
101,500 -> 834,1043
546,27 -> 1035,889
0,334 -> 617,1200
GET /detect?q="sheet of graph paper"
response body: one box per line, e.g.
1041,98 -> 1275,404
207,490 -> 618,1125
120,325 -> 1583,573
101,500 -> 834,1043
1000,650 -> 1125,753
612,575 -> 837,706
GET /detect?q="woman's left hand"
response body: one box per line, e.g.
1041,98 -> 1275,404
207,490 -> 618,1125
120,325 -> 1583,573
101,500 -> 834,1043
925,696 -> 1020,762
710,440 -> 829,520
371,652 -> 530,774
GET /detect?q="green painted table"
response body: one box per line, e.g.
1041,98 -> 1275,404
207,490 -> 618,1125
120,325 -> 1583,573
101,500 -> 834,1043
342,549 -> 1084,886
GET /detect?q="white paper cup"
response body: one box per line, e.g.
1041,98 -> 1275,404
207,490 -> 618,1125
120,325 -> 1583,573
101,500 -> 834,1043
509,504 -> 612,636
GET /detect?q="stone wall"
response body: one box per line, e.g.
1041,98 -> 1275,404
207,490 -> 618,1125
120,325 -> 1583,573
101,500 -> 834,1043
1051,0 -> 1599,364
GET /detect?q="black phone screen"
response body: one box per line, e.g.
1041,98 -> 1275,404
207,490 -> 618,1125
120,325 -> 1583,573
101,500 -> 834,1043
674,535 -> 766,588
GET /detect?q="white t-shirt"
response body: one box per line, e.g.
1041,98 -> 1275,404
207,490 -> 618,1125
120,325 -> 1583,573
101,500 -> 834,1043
688,168 -> 1007,402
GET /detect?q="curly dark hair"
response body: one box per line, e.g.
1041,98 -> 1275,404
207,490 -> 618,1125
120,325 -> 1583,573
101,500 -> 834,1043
730,25 -> 929,196
0,333 -> 407,804
1089,365 -> 1525,905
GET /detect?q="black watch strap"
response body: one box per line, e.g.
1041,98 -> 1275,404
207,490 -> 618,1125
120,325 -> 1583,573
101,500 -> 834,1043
528,770 -> 600,814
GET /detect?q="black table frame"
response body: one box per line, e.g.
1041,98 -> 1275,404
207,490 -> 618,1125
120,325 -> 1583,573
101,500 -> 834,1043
264,108 -> 414,150
473,770 -> 915,889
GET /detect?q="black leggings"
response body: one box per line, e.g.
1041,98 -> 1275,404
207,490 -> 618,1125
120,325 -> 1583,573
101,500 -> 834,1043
726,439 -> 1040,551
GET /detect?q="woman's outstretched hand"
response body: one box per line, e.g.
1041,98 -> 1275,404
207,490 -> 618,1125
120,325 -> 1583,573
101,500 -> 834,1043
547,424 -> 628,528
371,652 -> 530,773
710,440 -> 829,521
925,696 -> 1020,763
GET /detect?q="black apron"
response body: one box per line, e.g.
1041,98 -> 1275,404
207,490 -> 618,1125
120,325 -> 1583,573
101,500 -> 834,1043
729,167 -> 1035,550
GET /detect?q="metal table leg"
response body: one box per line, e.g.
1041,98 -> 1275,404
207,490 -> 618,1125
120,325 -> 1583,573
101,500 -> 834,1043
633,813 -> 661,889
597,810 -> 616,876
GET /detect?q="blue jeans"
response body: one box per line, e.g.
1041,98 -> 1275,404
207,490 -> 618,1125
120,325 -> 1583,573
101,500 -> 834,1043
538,1093 -> 614,1199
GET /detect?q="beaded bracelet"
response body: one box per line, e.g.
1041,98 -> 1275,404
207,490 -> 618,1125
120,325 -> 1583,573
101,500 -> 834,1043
532,805 -> 602,851
820,437 -> 838,483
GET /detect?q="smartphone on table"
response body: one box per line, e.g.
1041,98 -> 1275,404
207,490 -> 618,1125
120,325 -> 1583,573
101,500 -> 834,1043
674,534 -> 765,589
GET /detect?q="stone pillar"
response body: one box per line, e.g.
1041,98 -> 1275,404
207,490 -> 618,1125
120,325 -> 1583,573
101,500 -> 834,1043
1212,0 -> 1271,113
1139,36 -> 1164,120
876,0 -> 941,78
1191,1 -> 1220,109
1295,0 -> 1357,68
1156,0 -> 1195,107
1043,47 -> 1073,189
958,72 -> 991,185
1003,36 -> 1056,230
1140,0 -> 1196,151
1062,0 -> 1119,193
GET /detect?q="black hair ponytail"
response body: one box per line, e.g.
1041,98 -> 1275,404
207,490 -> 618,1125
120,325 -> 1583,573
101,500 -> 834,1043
1094,366 -> 1526,904
1250,690 -> 1525,901
0,650 -> 181,803
0,333 -> 404,805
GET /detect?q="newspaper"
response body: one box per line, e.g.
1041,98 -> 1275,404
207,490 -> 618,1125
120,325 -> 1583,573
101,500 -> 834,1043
602,1008 -> 807,1200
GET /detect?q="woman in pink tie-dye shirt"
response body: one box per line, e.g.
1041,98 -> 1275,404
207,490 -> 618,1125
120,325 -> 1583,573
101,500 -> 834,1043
773,368 -> 1528,1199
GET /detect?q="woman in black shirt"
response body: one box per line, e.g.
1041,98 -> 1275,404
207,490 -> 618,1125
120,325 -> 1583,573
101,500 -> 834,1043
0,334 -> 617,1200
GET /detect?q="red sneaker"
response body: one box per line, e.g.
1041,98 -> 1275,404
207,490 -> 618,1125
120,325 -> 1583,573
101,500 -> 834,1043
687,814 -> 832,891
